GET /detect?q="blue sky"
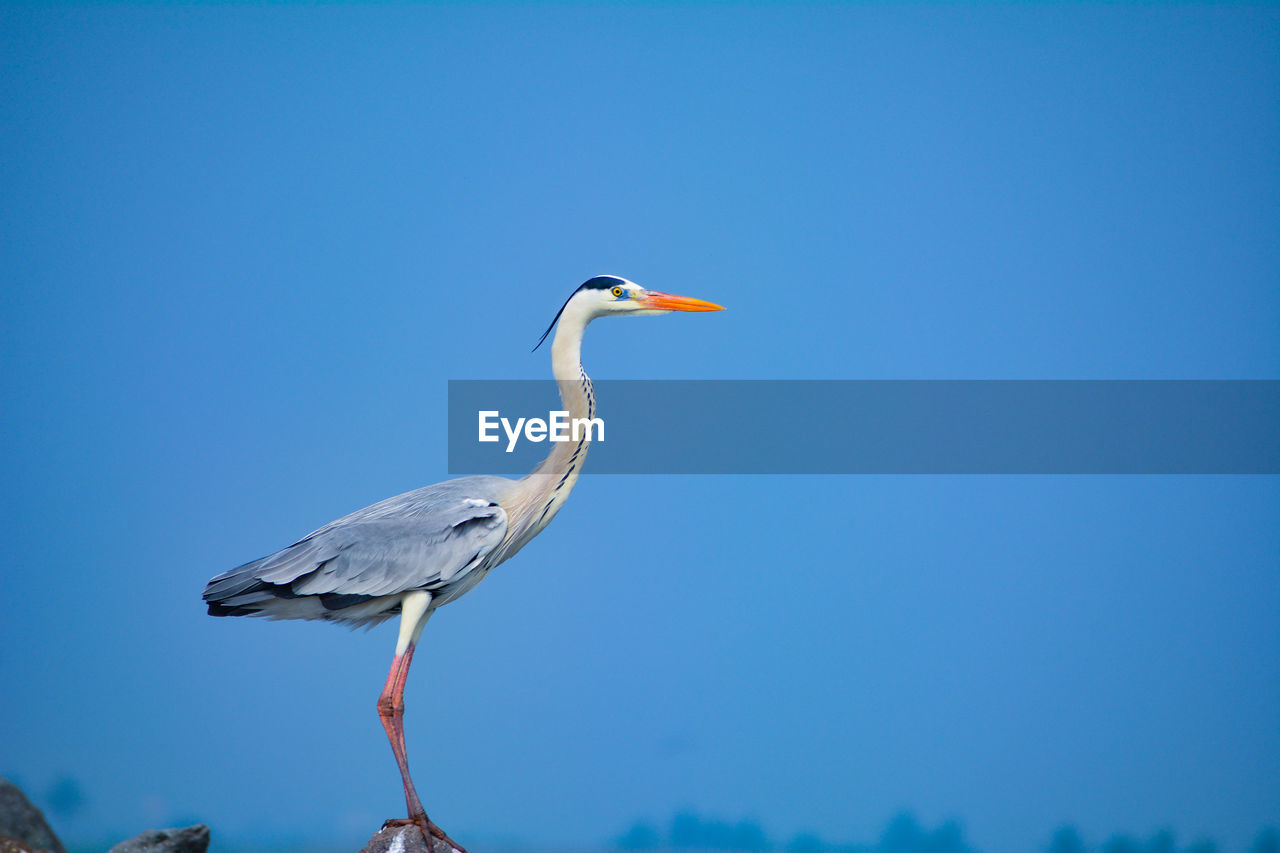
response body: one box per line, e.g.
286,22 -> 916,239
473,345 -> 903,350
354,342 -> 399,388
1,3 -> 1277,853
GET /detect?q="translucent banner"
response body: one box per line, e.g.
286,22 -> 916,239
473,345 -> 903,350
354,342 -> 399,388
447,380 -> 1280,475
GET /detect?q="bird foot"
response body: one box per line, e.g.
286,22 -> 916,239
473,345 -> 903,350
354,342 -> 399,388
381,817 -> 468,853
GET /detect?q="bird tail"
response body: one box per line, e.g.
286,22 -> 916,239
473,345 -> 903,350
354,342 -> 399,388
203,552 -> 399,628
203,557 -> 284,617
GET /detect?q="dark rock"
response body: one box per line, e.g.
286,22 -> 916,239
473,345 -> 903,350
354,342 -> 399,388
0,837 -> 51,853
106,826 -> 209,853
359,823 -> 462,853
0,779 -> 66,853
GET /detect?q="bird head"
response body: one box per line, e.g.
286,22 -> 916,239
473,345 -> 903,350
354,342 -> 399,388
534,275 -> 723,350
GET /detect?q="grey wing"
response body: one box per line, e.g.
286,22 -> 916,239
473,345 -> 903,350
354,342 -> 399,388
204,483 -> 510,625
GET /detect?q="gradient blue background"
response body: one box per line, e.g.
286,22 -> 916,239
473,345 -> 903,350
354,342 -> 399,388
1,4 -> 1276,853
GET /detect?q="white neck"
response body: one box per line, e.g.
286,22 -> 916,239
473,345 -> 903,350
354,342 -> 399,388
502,298 -> 597,547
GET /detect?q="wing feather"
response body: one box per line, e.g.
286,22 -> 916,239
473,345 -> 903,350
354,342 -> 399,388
204,478 -> 512,623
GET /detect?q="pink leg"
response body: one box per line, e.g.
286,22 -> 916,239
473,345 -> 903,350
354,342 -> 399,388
377,642 -> 467,853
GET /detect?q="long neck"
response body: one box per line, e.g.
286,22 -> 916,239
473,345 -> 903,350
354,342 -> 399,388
503,303 -> 596,546
538,309 -> 596,478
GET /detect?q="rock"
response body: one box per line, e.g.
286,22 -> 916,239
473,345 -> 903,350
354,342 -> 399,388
107,826 -> 210,853
359,823 -> 463,853
0,838 -> 51,853
0,779 -> 66,853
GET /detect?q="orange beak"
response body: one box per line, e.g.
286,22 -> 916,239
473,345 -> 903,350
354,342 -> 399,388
640,290 -> 725,312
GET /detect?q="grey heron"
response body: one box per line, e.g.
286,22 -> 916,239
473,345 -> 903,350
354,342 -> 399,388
202,276 -> 723,851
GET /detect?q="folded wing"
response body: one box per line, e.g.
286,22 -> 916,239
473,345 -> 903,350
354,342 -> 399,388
204,486 -> 509,626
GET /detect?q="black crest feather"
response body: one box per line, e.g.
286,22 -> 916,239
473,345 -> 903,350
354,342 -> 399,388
532,276 -> 627,351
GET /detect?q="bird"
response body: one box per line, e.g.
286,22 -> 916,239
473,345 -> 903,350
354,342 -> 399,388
202,275 -> 723,852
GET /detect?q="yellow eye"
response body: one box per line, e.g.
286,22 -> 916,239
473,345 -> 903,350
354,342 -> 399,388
611,286 -> 625,298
